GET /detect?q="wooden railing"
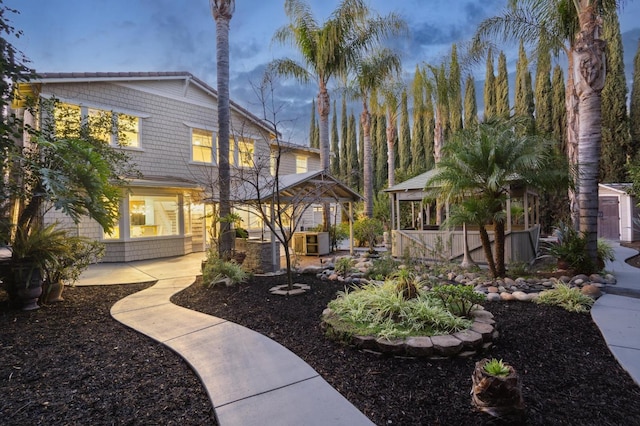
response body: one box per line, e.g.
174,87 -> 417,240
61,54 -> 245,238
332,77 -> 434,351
390,225 -> 540,264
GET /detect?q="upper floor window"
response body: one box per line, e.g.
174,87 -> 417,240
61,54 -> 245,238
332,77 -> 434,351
53,102 -> 141,148
216,136 -> 235,166
192,128 -> 213,163
296,155 -> 308,173
237,138 -> 255,168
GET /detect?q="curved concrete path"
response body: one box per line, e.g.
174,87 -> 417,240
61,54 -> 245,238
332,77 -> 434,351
97,255 -> 373,426
592,243 -> 640,386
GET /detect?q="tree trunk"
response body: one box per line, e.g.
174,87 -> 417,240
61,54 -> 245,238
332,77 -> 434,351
386,116 -> 396,188
479,224 -> 498,278
471,358 -> 525,419
318,86 -> 331,230
566,49 -> 581,229
575,3 -> 606,266
213,1 -> 234,259
362,101 -> 373,218
494,219 -> 506,277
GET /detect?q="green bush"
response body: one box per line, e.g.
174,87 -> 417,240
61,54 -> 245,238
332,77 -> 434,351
327,281 -> 472,339
546,222 -> 595,273
202,257 -> 248,287
429,284 -> 486,318
534,282 -> 594,313
353,217 -> 383,252
365,253 -> 398,280
334,257 -> 355,276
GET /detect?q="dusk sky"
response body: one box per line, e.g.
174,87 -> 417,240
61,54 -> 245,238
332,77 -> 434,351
6,0 -> 640,144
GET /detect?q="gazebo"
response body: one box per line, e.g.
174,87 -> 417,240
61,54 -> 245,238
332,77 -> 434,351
383,170 -> 541,264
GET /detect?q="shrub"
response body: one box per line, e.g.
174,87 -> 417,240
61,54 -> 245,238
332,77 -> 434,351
327,282 -> 472,339
534,282 -> 594,313
546,222 -> 595,273
353,217 -> 383,252
391,268 -> 422,300
334,257 -> 355,277
365,253 -> 398,280
429,284 -> 486,318
202,257 -> 248,287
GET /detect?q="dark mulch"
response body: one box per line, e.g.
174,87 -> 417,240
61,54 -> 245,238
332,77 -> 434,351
0,283 -> 216,426
2,271 -> 640,426
172,274 -> 640,426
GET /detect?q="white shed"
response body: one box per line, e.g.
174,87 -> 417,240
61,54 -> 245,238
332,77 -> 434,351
598,183 -> 640,242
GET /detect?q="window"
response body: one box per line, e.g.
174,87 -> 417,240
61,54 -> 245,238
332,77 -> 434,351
296,155 -> 308,173
184,194 -> 192,234
54,103 -> 81,137
53,102 -> 140,148
129,194 -> 179,238
192,129 -> 213,163
103,218 -> 121,240
117,113 -> 140,147
216,136 -> 235,166
87,108 -> 113,143
270,152 -> 277,176
237,138 -> 254,168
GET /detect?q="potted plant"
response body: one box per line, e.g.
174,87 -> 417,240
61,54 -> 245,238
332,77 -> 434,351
41,236 -> 105,303
546,222 -> 593,272
471,358 -> 525,419
5,223 -> 69,310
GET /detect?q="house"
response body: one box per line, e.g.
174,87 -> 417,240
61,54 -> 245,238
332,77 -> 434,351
598,183 -> 640,242
14,71 -> 340,262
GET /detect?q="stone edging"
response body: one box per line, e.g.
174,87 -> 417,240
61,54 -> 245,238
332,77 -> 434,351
322,307 -> 498,358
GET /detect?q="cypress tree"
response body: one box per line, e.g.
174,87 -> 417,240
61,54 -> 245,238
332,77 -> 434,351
358,115 -> 364,190
376,113 -> 388,191
309,99 -> 318,148
348,112 -> 360,191
483,48 -> 496,120
551,65 -> 567,154
411,65 -> 427,173
631,39 -> 640,159
340,95 -> 348,178
399,89 -> 411,171
515,40 -> 535,134
496,51 -> 510,119
330,100 -> 340,177
601,11 -> 631,182
424,82 -> 435,171
464,74 -> 478,129
534,38 -> 553,135
449,44 -> 463,134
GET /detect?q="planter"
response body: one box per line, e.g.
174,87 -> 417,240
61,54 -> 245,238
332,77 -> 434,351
10,261 -> 44,311
471,358 -> 524,418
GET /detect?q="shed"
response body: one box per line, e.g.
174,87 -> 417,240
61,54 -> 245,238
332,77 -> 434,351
598,183 -> 640,242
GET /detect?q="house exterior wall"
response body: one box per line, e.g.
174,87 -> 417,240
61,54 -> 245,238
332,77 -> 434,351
36,75 -> 333,262
598,185 -> 639,242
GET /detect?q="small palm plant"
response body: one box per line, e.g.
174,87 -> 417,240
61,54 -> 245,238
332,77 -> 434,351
392,268 -> 421,300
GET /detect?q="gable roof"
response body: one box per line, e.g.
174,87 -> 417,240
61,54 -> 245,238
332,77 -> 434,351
22,71 -> 278,137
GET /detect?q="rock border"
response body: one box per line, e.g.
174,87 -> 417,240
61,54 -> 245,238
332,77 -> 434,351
322,306 -> 498,358
269,283 -> 311,296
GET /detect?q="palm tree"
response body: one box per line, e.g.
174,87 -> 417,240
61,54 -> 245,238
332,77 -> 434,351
427,119 -> 559,278
380,79 -> 404,188
271,0 -> 405,225
347,49 -> 401,217
210,0 -> 235,258
472,0 -> 620,266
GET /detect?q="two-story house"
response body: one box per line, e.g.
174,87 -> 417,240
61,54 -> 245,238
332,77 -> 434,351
15,71 -> 334,262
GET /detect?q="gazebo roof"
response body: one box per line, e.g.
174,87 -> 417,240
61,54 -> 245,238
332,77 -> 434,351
383,169 -> 438,194
229,170 -> 362,204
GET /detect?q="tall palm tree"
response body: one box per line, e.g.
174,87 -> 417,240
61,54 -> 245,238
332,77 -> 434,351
347,49 -> 401,217
472,0 -> 620,265
271,0 -> 405,225
427,119 -> 559,277
210,0 -> 235,258
381,79 -> 404,188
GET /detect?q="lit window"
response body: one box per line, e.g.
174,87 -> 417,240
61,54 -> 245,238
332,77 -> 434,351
87,108 -> 113,143
129,194 -> 179,238
270,153 -> 277,176
296,155 -> 308,173
117,113 -> 140,147
103,216 -> 121,240
184,194 -> 192,234
192,129 -> 213,163
54,103 -> 81,137
237,138 -> 254,168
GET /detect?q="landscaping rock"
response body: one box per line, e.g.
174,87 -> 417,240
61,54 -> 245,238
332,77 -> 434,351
500,292 -> 515,301
452,329 -> 483,349
431,335 -> 464,356
470,322 -> 495,341
486,293 -> 501,302
404,336 -> 434,357
512,291 -> 529,301
581,284 -> 602,299
376,337 -> 405,354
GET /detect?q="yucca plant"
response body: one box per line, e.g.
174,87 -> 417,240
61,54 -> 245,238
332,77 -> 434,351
392,268 -> 420,300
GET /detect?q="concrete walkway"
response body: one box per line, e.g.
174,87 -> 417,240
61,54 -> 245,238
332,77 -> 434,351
78,253 -> 373,426
75,243 -> 640,424
592,242 -> 640,386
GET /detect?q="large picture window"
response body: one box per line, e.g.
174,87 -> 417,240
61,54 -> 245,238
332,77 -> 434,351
129,194 -> 179,238
237,138 -> 255,168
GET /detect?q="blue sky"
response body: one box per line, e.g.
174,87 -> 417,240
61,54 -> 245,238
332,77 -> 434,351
6,0 -> 640,143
